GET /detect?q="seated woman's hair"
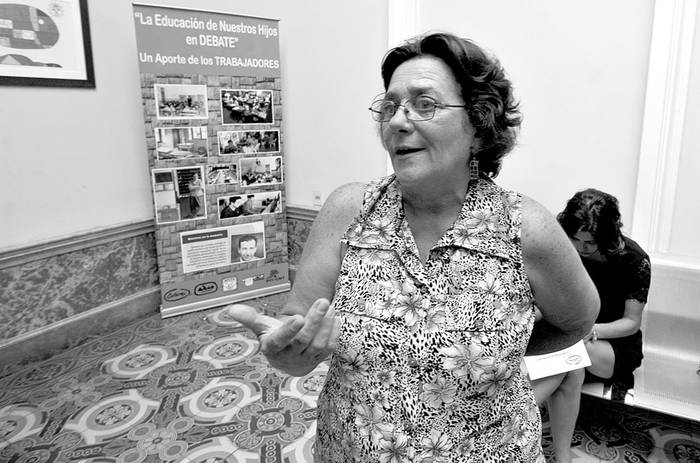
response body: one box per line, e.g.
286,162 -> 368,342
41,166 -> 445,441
381,32 -> 521,178
557,188 -> 624,254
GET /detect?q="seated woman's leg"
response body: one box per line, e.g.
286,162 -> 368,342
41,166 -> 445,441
585,339 -> 615,379
531,372 -> 566,405
531,369 -> 585,463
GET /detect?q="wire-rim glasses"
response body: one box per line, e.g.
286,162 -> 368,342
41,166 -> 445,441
368,94 -> 467,122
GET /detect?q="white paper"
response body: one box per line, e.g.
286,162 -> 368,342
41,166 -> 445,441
523,340 -> 592,380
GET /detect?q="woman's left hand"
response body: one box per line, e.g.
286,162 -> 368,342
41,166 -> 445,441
227,300 -> 340,376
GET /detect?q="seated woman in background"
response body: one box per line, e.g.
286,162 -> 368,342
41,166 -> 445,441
532,188 -> 651,462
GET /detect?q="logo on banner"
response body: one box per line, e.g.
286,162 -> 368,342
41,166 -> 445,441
195,282 -> 218,295
222,277 -> 238,292
164,288 -> 190,302
266,268 -> 284,282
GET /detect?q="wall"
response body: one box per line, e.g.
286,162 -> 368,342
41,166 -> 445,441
0,0 -> 389,251
670,2 -> 700,258
415,0 -> 654,220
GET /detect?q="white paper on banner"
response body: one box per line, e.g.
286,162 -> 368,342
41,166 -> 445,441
180,221 -> 266,273
523,340 -> 591,380
180,228 -> 231,273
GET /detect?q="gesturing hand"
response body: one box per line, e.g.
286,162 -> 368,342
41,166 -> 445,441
227,298 -> 340,377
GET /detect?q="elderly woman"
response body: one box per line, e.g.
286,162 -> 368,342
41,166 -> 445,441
533,188 -> 651,462
231,32 -> 598,462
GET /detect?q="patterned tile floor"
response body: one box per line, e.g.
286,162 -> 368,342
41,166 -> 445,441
1,292 -> 698,462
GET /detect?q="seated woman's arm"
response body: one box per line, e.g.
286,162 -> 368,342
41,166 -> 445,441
521,196 -> 600,355
590,299 -> 644,340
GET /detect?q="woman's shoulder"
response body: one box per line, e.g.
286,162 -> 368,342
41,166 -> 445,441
517,193 -> 587,270
519,194 -> 559,244
325,182 -> 366,207
620,236 -> 649,259
319,182 -> 366,226
613,236 -> 650,271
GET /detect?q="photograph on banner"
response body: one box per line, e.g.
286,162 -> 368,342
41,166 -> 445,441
218,190 -> 282,220
151,166 -> 206,224
231,222 -> 266,263
206,163 -> 238,185
240,156 -> 283,186
154,84 -> 208,120
155,126 -> 209,160
220,89 -> 274,125
217,129 -> 280,155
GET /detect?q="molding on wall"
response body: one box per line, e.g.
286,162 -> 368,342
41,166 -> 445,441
286,205 -> 319,222
0,219 -> 156,270
0,287 -> 161,373
632,0 -> 698,256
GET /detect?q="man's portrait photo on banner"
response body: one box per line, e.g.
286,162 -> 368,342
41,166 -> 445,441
231,229 -> 265,263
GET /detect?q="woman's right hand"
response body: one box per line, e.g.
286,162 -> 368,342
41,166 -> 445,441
227,298 -> 340,377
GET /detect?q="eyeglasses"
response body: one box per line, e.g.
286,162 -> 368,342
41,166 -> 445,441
368,94 -> 467,122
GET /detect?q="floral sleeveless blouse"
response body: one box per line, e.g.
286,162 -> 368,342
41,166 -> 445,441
315,175 -> 545,463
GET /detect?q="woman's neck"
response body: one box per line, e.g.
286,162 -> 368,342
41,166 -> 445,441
399,178 -> 471,216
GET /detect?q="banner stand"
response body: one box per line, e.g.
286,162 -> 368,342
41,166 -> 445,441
133,4 -> 290,317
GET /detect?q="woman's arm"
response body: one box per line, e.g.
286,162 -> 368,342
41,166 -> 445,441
591,299 -> 645,340
282,182 -> 365,316
228,182 -> 365,376
521,196 -> 600,354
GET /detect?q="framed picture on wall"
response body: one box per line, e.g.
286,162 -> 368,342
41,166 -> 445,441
0,0 -> 95,88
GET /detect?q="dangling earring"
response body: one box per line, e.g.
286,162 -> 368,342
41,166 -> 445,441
469,157 -> 479,181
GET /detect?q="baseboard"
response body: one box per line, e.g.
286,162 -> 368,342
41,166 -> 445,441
0,287 -> 161,378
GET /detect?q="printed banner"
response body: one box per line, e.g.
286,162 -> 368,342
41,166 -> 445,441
133,4 -> 279,78
133,4 -> 290,317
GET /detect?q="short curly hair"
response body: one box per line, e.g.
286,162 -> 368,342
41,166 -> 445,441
380,32 -> 522,178
557,188 -> 624,254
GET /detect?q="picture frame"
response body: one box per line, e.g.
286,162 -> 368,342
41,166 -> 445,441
0,0 -> 95,88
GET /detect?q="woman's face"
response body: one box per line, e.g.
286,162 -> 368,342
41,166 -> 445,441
570,229 -> 600,258
381,55 -> 477,186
